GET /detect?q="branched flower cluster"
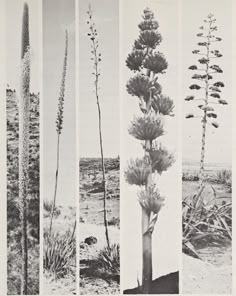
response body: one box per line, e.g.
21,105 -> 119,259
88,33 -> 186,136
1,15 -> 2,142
125,7 -> 174,216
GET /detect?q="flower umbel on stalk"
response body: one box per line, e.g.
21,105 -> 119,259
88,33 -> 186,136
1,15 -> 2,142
19,3 -> 30,294
49,30 -> 68,235
125,8 -> 174,293
86,5 -> 110,249
185,14 -> 226,182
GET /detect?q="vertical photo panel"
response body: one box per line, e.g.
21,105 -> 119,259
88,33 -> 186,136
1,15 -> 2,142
6,0 -> 41,294
43,0 -> 76,294
182,0 -> 232,294
121,0 -> 181,294
79,0 -> 120,294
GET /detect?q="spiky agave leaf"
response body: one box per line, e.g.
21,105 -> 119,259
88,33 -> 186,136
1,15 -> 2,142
138,185 -> 164,214
148,143 -> 174,174
137,30 -> 162,49
126,49 -> 145,72
125,157 -> 151,186
152,94 -> 174,115
143,52 -> 168,74
128,112 -> 164,141
126,74 -> 152,99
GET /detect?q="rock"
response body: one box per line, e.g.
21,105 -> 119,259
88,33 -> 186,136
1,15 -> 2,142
80,242 -> 89,250
84,236 -> 97,245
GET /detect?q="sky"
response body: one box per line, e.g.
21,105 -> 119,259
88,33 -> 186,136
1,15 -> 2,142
121,0 -> 181,289
79,0 -> 119,158
6,0 -> 41,93
43,0 -> 75,206
182,0 -> 232,165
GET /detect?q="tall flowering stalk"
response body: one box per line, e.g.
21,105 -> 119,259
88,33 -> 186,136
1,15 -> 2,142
49,30 -> 68,235
125,8 -> 174,293
19,3 -> 30,294
185,14 -> 226,182
86,5 -> 110,249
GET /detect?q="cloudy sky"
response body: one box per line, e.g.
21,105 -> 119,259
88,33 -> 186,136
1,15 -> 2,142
43,0 -> 75,206
79,0 -> 119,158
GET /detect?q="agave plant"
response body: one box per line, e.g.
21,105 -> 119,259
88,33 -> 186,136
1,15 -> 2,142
125,8 -> 174,293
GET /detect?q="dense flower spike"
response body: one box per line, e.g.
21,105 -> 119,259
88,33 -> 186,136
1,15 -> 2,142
128,113 -> 164,141
185,14 -> 227,180
56,31 -> 68,134
125,157 -> 152,186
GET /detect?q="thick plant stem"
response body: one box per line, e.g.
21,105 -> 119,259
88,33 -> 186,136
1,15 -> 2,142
49,133 -> 60,235
19,3 -> 30,294
142,208 -> 152,294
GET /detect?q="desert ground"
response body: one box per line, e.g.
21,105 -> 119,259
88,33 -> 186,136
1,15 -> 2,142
79,158 -> 120,295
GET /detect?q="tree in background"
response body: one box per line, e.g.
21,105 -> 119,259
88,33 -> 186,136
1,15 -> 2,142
86,5 -> 110,249
185,14 -> 227,181
49,30 -> 68,235
125,8 -> 174,293
19,3 -> 30,293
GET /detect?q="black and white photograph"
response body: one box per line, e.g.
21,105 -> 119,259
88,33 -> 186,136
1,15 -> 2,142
121,0 -> 181,294
6,0 -> 41,294
182,0 -> 232,293
79,0 -> 120,294
42,0 -> 76,294
0,0 -> 236,295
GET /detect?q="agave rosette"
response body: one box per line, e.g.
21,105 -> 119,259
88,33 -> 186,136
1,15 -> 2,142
138,185 -> 164,214
143,52 -> 168,74
149,143 -> 174,174
152,94 -> 174,115
126,49 -> 145,72
128,112 -> 164,141
126,74 -> 152,99
125,157 -> 151,186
